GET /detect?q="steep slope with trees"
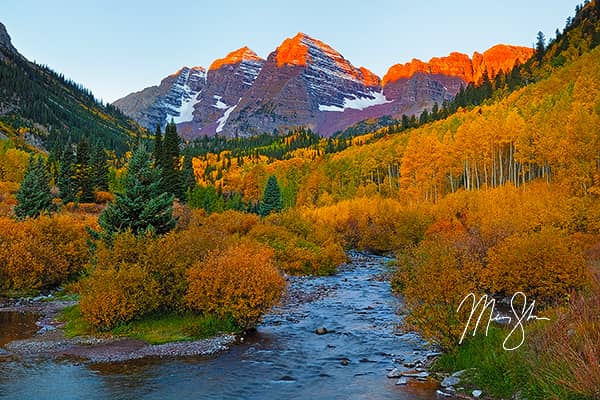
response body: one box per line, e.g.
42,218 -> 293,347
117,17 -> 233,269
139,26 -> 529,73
0,22 -> 140,154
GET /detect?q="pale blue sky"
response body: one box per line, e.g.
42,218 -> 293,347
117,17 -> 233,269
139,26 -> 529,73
2,0 -> 576,103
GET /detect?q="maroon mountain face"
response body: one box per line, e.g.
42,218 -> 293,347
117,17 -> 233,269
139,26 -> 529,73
177,47 -> 265,139
114,34 -> 534,138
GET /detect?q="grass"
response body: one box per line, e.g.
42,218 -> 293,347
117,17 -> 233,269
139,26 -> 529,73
432,324 -> 597,400
60,305 -> 240,345
432,326 -> 531,398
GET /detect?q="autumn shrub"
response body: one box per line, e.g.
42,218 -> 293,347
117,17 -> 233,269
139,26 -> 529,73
78,212 -> 251,329
79,263 -> 160,330
0,214 -> 90,292
94,190 -> 114,204
81,231 -> 181,329
205,209 -> 259,235
249,210 -> 346,275
185,241 -> 286,328
394,238 -> 484,350
303,197 -> 432,254
433,184 -> 572,249
486,228 -> 588,302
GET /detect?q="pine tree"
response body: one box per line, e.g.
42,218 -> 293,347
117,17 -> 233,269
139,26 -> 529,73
57,145 -> 76,203
90,145 -> 109,192
160,121 -> 182,198
153,123 -> 163,167
536,31 -> 546,62
181,155 -> 196,196
99,145 -> 176,236
74,139 -> 94,203
258,175 -> 283,217
15,156 -> 53,219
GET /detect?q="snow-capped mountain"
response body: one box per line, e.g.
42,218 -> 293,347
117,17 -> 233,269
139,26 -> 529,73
114,66 -> 206,130
183,47 -> 265,136
114,33 -> 534,138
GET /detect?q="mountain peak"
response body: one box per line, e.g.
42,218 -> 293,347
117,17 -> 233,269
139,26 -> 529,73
168,66 -> 206,79
275,32 -> 339,66
209,47 -> 263,70
275,33 -> 311,67
383,44 -> 534,86
0,22 -> 16,53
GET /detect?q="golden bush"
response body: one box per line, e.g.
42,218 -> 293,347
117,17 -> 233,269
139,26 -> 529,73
79,264 -> 160,330
303,197 -> 432,254
0,214 -> 90,292
394,239 -> 483,350
486,228 -> 588,301
185,241 -> 286,328
248,213 -> 346,275
94,190 -> 114,204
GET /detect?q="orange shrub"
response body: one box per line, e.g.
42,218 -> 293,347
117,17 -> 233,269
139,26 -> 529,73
94,190 -> 114,204
185,241 -> 285,328
79,264 -> 160,330
303,197 -> 432,254
486,229 -> 588,301
394,239 -> 484,350
205,210 -> 260,235
249,210 -> 346,275
0,214 -> 90,292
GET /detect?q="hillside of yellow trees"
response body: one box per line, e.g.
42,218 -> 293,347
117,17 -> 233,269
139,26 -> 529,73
189,45 -> 599,208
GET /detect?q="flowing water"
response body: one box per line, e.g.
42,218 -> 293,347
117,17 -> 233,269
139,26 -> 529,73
0,253 -> 437,400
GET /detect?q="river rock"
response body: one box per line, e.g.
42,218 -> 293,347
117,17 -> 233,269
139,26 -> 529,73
472,389 -> 483,398
387,368 -> 403,378
402,371 -> 429,378
315,327 -> 328,335
436,389 -> 453,397
37,325 -> 56,334
0,348 -> 9,357
451,369 -> 467,377
395,377 -> 409,385
441,376 -> 460,387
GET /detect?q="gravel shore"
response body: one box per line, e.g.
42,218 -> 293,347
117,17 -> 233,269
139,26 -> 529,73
0,297 -> 236,363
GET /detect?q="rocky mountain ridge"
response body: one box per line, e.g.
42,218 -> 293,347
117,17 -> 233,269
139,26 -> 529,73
114,33 -> 534,138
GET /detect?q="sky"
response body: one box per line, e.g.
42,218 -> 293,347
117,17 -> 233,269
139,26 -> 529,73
2,0 -> 576,103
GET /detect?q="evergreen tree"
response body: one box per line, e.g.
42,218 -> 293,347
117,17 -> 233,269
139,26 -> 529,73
226,192 -> 244,211
99,145 -> 176,236
57,145 -> 76,203
480,69 -> 493,99
181,155 -> 196,195
258,175 -> 283,217
74,139 -> 94,203
536,31 -> 546,62
153,124 -> 163,167
90,145 -> 109,192
202,185 -> 219,214
160,121 -> 182,198
15,156 -> 53,219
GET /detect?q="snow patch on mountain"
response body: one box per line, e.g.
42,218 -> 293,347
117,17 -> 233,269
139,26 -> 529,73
319,91 -> 391,112
216,100 -> 240,133
213,96 -> 229,110
166,86 -> 200,124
